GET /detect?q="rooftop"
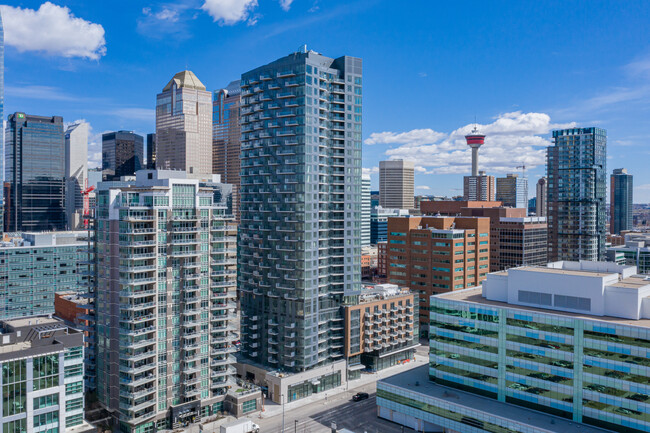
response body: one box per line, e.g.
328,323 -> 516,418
437,287 -> 650,328
379,366 -> 611,433
163,70 -> 206,91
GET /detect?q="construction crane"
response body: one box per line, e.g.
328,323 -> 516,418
516,165 -> 527,178
81,185 -> 96,229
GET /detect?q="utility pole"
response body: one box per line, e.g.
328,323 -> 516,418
295,419 -> 298,433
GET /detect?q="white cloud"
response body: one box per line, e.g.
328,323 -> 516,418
365,128 -> 446,147
5,85 -> 81,101
362,166 -> 379,176
201,0 -> 258,25
279,0 -> 294,11
636,184 -> 650,191
416,185 -> 431,190
0,2 -> 106,60
372,111 -> 576,175
418,72 -> 427,78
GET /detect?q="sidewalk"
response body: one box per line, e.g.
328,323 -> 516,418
256,351 -> 429,420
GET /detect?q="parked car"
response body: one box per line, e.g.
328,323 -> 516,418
352,392 -> 369,402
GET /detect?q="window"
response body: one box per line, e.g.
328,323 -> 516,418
2,419 -> 26,433
65,381 -> 83,396
242,399 -> 257,413
64,364 -> 83,378
65,413 -> 83,428
33,394 -> 58,410
34,411 -> 58,427
66,397 -> 83,412
64,346 -> 83,360
33,355 -> 59,390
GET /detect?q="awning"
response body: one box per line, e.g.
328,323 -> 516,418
348,364 -> 366,371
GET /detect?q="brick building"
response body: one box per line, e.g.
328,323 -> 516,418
386,216 -> 490,333
343,284 -> 418,379
421,201 -> 547,271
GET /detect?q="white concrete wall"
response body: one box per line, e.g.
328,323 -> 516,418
482,273 -> 508,302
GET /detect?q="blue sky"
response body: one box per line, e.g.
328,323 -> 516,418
3,0 -> 650,201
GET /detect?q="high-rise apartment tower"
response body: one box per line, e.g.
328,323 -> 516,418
239,49 -> 362,373
95,170 -> 241,431
361,174 -> 371,246
379,160 -> 414,209
547,127 -> 606,261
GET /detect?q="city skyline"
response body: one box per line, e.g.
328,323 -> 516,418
3,1 -> 650,200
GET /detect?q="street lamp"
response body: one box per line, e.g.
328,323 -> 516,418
281,393 -> 285,433
294,419 -> 298,433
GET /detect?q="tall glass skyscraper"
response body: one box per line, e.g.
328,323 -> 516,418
101,130 -> 143,181
238,49 -> 362,372
361,174 -> 371,246
547,127 -> 607,261
610,168 -> 633,235
5,113 -> 66,232
213,80 -> 242,222
0,10 -> 4,233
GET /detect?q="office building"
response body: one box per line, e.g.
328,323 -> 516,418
607,232 -> 650,274
386,215 -> 490,335
377,241 -> 387,277
94,170 -> 256,432
547,127 -> 607,261
528,197 -> 537,215
496,173 -> 528,208
0,316 -> 91,432
5,113 -> 66,232
370,190 -> 379,208
0,11 -> 4,232
0,231 -> 90,320
536,176 -> 547,217
463,171 -> 495,201
65,122 -> 89,229
101,130 -> 143,181
343,284 -> 418,379
379,260 -> 650,433
55,292 -> 96,391
146,133 -> 156,169
238,49 -> 362,384
156,71 -> 212,177
361,174 -> 371,246
213,80 -> 241,222
611,168 -> 633,235
379,160 -> 414,209
370,206 -> 409,244
422,201 -> 548,271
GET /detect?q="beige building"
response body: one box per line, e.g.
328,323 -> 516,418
379,160 -> 414,209
156,71 -> 213,177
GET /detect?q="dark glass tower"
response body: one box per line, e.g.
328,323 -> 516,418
101,131 -> 143,180
547,127 -> 607,261
0,10 -> 5,233
146,133 -> 156,169
238,50 -> 362,372
5,113 -> 66,232
610,168 -> 633,235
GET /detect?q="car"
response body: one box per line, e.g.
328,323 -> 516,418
352,392 -> 369,402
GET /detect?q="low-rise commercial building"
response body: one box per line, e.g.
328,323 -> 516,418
55,292 -> 96,391
378,260 -> 650,433
0,231 -> 90,320
607,232 -> 650,274
343,284 -> 418,379
386,216 -> 490,335
0,316 -> 93,433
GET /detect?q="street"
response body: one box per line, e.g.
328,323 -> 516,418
256,387 -> 402,433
